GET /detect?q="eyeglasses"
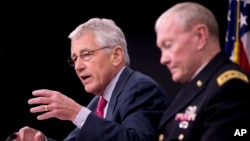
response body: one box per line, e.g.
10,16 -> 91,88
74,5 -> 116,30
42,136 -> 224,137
67,46 -> 111,66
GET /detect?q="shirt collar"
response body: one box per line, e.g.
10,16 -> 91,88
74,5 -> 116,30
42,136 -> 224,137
103,66 -> 126,102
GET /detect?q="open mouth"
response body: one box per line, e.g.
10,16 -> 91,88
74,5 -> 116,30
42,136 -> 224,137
82,76 -> 90,80
81,75 -> 92,84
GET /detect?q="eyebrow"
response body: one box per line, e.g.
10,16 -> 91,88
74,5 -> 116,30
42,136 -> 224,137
71,48 -> 90,57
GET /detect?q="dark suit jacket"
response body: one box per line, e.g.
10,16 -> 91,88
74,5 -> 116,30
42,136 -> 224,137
49,67 -> 169,141
157,51 -> 250,141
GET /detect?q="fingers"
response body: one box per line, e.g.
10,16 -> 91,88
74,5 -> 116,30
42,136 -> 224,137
28,97 -> 49,105
30,105 -> 50,113
32,89 -> 54,97
29,89 -> 60,105
32,89 -> 50,96
12,126 -> 45,141
29,89 -> 58,120
29,89 -> 81,121
37,110 -> 53,120
29,89 -> 57,105
30,104 -> 53,120
34,130 -> 46,141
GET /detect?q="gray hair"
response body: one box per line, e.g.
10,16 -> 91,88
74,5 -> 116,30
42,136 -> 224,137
68,18 -> 130,66
156,2 -> 219,39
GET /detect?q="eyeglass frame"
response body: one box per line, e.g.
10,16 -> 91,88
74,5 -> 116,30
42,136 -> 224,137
67,46 -> 112,66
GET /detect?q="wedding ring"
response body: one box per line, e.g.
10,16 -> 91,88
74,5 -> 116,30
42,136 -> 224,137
44,105 -> 48,112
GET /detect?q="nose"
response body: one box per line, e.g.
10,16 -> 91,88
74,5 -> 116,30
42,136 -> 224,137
160,52 -> 170,65
74,58 -> 86,71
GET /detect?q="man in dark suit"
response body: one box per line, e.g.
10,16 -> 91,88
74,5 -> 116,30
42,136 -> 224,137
154,2 -> 250,141
10,18 -> 169,141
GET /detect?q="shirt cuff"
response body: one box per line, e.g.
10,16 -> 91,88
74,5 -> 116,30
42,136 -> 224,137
73,107 -> 91,129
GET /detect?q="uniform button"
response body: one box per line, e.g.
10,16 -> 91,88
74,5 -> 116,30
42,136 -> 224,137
197,80 -> 203,87
178,134 -> 184,140
158,133 -> 164,141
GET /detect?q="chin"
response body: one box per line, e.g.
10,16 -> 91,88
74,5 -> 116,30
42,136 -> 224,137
84,86 -> 94,93
172,75 -> 182,83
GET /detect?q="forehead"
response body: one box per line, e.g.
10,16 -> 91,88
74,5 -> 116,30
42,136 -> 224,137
158,13 -> 182,32
156,16 -> 183,45
71,32 -> 99,52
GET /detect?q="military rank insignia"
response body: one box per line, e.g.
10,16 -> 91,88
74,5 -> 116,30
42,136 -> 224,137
217,70 -> 249,86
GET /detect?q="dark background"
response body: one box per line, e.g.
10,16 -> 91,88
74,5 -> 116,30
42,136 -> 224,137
1,0 -> 228,140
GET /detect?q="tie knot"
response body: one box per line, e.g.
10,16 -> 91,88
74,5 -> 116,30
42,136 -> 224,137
96,97 -> 107,118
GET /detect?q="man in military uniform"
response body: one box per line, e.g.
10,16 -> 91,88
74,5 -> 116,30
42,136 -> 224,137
154,2 -> 250,141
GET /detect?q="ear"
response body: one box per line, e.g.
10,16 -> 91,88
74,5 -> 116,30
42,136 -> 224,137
194,24 -> 209,50
111,46 -> 123,67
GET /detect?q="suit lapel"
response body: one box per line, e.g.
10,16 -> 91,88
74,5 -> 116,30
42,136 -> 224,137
106,67 -> 134,120
87,96 -> 99,111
